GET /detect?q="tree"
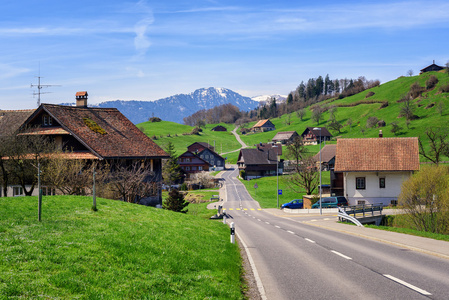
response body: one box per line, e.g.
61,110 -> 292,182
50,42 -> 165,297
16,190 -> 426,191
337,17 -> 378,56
108,161 -> 155,203
418,128 -> 449,166
162,141 -> 182,189
296,108 -> 306,121
284,156 -> 319,195
328,119 -> 343,133
399,165 -> 449,234
407,69 -> 414,77
286,136 -> 307,166
399,97 -> 417,121
436,101 -> 445,116
163,189 -> 188,213
311,106 -> 323,126
346,118 -> 353,132
390,122 -> 401,136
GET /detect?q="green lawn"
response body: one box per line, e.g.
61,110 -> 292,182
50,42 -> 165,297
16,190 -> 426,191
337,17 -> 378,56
239,171 -> 331,208
0,196 -> 243,299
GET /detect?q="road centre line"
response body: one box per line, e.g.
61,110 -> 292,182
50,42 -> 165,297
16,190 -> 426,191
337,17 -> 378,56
383,274 -> 432,296
265,222 -> 270,225
305,238 -> 316,243
287,230 -> 295,235
275,225 -> 281,229
331,250 -> 352,260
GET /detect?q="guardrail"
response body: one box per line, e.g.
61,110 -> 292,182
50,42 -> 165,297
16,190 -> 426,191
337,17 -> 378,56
339,204 -> 384,225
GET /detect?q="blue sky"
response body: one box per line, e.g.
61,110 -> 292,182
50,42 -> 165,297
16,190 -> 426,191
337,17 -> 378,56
1,0 -> 448,110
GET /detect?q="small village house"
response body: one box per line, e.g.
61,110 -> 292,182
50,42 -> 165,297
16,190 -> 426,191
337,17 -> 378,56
272,131 -> 299,144
333,135 -> 419,206
187,142 -> 225,170
251,119 -> 275,132
301,127 -> 332,145
237,144 -> 282,179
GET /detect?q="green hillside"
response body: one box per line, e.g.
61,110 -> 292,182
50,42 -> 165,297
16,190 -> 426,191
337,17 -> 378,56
0,196 -> 243,299
139,71 -> 449,163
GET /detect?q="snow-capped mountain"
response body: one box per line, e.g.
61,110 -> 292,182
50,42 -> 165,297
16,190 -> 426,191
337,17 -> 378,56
251,94 -> 287,103
92,87 -> 259,124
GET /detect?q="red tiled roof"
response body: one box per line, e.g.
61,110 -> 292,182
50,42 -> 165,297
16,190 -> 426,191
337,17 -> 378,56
19,126 -> 70,135
253,119 -> 274,128
334,137 -> 419,172
25,104 -> 168,159
76,91 -> 88,97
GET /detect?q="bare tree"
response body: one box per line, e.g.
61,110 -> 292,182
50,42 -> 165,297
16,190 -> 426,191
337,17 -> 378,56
284,156 -> 319,195
407,69 -> 414,77
311,106 -> 323,126
296,108 -> 306,121
108,161 -> 155,203
418,128 -> 449,165
285,137 -> 307,166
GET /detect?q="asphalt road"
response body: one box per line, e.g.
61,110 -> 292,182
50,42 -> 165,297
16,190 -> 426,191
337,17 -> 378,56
220,167 -> 449,300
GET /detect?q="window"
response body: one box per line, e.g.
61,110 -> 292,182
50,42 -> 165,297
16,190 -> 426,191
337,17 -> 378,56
185,167 -> 190,171
13,186 -> 23,196
357,200 -> 366,205
356,177 -> 366,190
42,115 -> 53,126
198,166 -> 202,170
379,178 -> 386,189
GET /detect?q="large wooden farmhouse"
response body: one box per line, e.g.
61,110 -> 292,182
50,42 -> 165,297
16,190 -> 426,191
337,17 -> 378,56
1,92 -> 169,205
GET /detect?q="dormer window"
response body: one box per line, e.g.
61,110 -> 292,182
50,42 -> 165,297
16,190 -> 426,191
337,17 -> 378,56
42,115 -> 53,126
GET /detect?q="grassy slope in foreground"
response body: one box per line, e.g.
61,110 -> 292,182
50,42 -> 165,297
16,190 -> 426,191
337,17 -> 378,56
0,196 -> 243,299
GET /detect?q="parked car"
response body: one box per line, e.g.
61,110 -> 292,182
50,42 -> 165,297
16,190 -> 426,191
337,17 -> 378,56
281,199 -> 304,209
311,196 -> 348,208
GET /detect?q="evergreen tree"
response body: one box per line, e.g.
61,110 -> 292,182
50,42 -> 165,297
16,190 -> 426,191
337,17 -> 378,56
162,141 -> 182,189
286,93 -> 293,104
163,189 -> 188,213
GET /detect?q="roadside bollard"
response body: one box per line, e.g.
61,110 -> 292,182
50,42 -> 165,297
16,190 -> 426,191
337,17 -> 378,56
223,214 -> 227,224
230,222 -> 235,244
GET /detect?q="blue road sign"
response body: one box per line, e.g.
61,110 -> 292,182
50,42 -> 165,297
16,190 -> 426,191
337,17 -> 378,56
278,189 -> 282,195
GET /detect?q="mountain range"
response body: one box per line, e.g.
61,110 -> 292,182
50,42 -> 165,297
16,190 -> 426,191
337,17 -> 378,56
90,87 -> 261,124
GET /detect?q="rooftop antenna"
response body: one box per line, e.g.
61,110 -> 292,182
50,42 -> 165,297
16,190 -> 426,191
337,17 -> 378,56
30,63 -> 61,107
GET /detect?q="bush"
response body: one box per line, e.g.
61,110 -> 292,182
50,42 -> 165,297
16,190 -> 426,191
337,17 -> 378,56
439,83 -> 449,93
366,116 -> 379,128
409,82 -> 425,99
377,120 -> 386,127
426,75 -> 438,90
191,127 -> 202,135
239,170 -> 246,179
149,117 -> 162,122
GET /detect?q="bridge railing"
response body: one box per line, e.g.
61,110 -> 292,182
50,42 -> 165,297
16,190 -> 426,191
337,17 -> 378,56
341,204 -> 383,218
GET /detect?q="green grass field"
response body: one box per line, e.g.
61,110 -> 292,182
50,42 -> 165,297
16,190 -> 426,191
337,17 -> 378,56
239,171 -> 331,208
0,196 -> 243,299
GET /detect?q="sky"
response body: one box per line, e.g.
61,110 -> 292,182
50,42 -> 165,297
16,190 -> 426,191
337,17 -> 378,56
1,0 -> 449,110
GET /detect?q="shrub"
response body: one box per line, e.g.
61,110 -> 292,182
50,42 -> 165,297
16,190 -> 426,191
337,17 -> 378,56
239,170 -> 246,179
409,82 -> 425,99
191,127 -> 201,135
377,120 -> 386,127
149,117 -> 162,122
163,189 -> 189,213
439,83 -> 449,93
366,116 -> 379,128
425,75 -> 438,90
151,135 -> 157,140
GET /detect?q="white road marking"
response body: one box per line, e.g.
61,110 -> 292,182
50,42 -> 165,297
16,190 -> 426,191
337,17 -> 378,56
265,222 -> 270,225
275,225 -> 281,229
257,219 -> 261,221
331,250 -> 352,260
305,238 -> 316,243
383,274 -> 432,296
287,230 -> 295,235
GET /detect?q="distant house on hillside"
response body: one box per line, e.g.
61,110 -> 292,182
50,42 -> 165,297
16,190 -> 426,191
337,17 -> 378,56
312,144 -> 336,171
301,127 -> 332,145
178,151 -> 210,178
420,60 -> 444,74
333,136 -> 419,206
237,146 -> 282,180
252,119 -> 275,132
187,142 -> 225,171
272,131 -> 299,144
211,125 -> 227,132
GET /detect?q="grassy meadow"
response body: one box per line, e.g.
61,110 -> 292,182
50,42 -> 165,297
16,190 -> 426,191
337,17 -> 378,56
0,196 -> 243,299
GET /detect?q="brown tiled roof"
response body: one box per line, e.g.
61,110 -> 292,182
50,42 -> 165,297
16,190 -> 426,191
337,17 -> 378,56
20,126 -> 70,135
0,110 -> 35,136
24,104 -> 168,159
335,137 -> 419,172
303,127 -> 332,137
253,119 -> 274,128
238,148 -> 278,165
313,144 -> 336,163
76,91 -> 88,97
272,131 -> 298,141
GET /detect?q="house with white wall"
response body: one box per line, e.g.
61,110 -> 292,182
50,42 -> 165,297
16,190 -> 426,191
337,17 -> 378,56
334,136 -> 419,206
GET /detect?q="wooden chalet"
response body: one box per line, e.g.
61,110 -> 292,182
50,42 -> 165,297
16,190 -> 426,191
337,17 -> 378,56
301,127 -> 332,145
251,119 -> 275,132
420,60 -> 444,74
187,142 -> 225,170
178,151 -> 210,177
237,147 -> 282,180
211,125 -> 227,132
272,131 -> 299,144
14,92 -> 169,205
312,144 -> 336,171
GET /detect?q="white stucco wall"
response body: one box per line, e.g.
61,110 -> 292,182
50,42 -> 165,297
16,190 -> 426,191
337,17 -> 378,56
343,171 -> 413,206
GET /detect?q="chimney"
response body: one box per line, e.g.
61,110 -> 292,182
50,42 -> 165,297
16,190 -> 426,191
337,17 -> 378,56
76,91 -> 88,107
379,130 -> 383,138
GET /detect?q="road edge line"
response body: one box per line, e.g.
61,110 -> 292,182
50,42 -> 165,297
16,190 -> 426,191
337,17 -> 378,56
236,231 -> 267,300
